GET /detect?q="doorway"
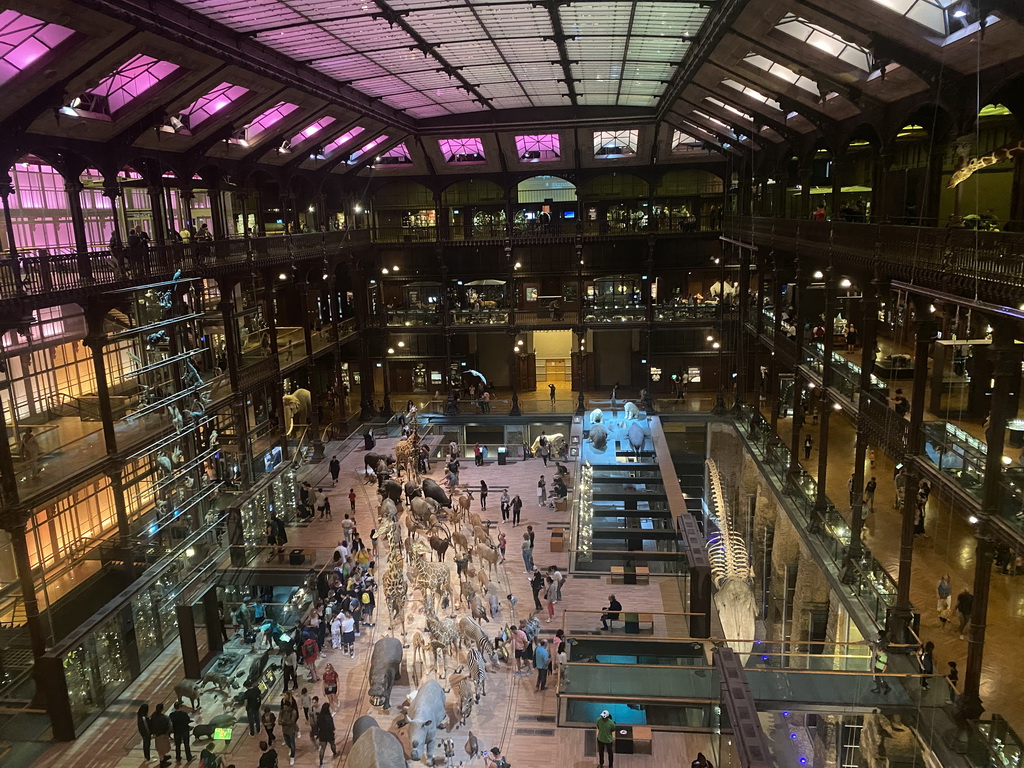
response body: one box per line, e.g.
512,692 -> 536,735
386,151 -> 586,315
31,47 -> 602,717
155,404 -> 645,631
533,330 -> 572,386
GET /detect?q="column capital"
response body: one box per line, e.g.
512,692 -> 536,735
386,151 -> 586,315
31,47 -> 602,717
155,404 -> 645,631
0,171 -> 13,197
64,179 -> 84,195
102,182 -> 121,200
83,333 -> 106,352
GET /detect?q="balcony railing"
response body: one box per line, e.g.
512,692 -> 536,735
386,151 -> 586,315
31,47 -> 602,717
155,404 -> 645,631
728,216 -> 1024,293
0,230 -> 367,302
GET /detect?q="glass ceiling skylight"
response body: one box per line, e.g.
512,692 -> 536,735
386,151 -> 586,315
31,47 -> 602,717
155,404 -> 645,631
289,116 -> 336,148
516,134 -> 560,162
322,126 -> 365,158
775,14 -> 873,72
239,101 -> 299,144
373,143 -> 412,166
174,0 -> 715,114
865,0 -> 956,35
438,138 -> 486,163
594,129 -> 638,158
180,82 -> 249,130
691,110 -> 736,138
349,135 -> 389,164
705,97 -> 754,123
64,54 -> 178,118
744,53 -> 819,96
0,10 -> 75,86
672,129 -> 705,153
721,80 -> 783,112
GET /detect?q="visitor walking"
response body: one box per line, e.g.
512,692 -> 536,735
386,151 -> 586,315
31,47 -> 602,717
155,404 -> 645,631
500,490 -> 511,522
596,711 -> 616,768
511,494 -> 523,526
937,575 -> 951,627
549,384 -> 556,406
316,704 -> 337,767
530,569 -> 544,612
864,477 -> 877,511
280,696 -> 299,766
537,475 -> 547,506
545,575 -> 559,623
480,480 -> 488,511
804,434 -> 813,460
329,456 -> 340,486
348,488 -> 356,512
956,589 -> 973,639
522,533 -> 534,572
870,631 -> 891,695
137,703 -> 152,762
244,680 -> 262,736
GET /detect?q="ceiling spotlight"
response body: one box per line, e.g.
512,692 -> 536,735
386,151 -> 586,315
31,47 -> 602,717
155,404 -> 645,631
382,268 -> 389,274
354,204 -> 363,213
393,265 -> 399,272
807,382 -> 815,389
278,139 -> 292,153
514,261 -> 522,270
840,278 -> 852,288
813,270 -> 824,280
308,206 -> 315,213
168,116 -> 185,133
953,8 -> 967,17
833,402 -> 842,411
968,515 -> 979,524
278,272 -> 287,281
712,341 -> 721,349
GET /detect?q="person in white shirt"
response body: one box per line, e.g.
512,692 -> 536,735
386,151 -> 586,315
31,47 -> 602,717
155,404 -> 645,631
331,615 -> 342,649
341,613 -> 356,657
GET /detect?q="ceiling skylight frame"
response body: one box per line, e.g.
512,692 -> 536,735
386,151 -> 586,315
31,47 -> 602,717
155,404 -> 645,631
593,129 -> 639,158
438,137 -> 487,164
516,134 -> 561,162
0,10 -> 76,87
775,14 -> 874,73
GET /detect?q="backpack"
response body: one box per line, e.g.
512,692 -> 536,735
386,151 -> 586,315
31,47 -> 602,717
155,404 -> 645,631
496,758 -> 511,768
302,638 -> 317,659
361,592 -> 371,604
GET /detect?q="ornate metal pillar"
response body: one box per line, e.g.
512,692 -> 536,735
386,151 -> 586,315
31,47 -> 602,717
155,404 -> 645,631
959,319 -> 1022,721
787,258 -> 806,486
65,178 -> 93,281
892,297 -> 937,634
84,312 -> 118,454
8,523 -> 47,662
811,265 -> 837,530
846,284 -> 879,565
147,184 -> 168,245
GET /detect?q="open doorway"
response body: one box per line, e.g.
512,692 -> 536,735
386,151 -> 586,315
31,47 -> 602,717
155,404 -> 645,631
533,330 -> 573,386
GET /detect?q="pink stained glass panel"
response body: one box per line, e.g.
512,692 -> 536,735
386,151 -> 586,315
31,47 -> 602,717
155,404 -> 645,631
289,116 -> 337,146
438,138 -> 485,162
348,135 -> 389,163
322,126 -> 365,157
0,10 -> 75,86
244,101 -> 300,141
515,134 -> 560,160
84,54 -> 179,114
181,81 -> 250,129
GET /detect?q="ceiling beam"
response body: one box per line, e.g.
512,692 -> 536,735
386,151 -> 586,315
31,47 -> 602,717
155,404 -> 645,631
370,0 -> 494,111
710,60 -> 843,136
71,0 -> 413,131
657,0 -> 747,122
729,30 -> 880,111
793,0 -> 959,89
693,84 -> 804,143
535,0 -> 580,107
675,96 -> 776,148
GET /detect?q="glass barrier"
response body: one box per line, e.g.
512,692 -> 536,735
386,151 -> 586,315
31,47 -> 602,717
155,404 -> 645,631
737,407 -> 905,630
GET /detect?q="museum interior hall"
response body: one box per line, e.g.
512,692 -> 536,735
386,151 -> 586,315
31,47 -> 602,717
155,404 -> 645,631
1,0 -> 1024,766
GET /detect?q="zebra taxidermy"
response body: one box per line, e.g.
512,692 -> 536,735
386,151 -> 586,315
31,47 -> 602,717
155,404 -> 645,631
705,459 -> 758,662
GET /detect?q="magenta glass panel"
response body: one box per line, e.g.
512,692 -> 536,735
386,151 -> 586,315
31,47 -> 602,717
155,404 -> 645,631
438,138 -> 485,162
0,10 -> 75,86
83,54 -> 179,115
348,135 -> 389,163
322,126 -> 365,157
244,101 -> 300,141
382,143 -> 410,160
515,134 -> 560,160
289,116 -> 337,146
182,81 -> 250,128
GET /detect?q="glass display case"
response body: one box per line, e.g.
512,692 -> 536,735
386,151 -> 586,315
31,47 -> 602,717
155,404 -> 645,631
970,715 -> 1024,768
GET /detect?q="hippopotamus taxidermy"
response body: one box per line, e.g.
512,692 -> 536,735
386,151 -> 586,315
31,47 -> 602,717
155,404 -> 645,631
350,726 -> 409,768
627,423 -> 645,453
367,637 -> 404,710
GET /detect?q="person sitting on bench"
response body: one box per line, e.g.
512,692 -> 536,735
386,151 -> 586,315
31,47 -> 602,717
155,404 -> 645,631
600,595 -> 622,630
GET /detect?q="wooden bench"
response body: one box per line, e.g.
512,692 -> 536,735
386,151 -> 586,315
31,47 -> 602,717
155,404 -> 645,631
550,528 -> 565,553
610,566 -> 625,584
610,566 -> 649,585
634,566 -> 650,585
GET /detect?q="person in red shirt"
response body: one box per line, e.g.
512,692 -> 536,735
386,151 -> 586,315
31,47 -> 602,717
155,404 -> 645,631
348,488 -> 356,512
